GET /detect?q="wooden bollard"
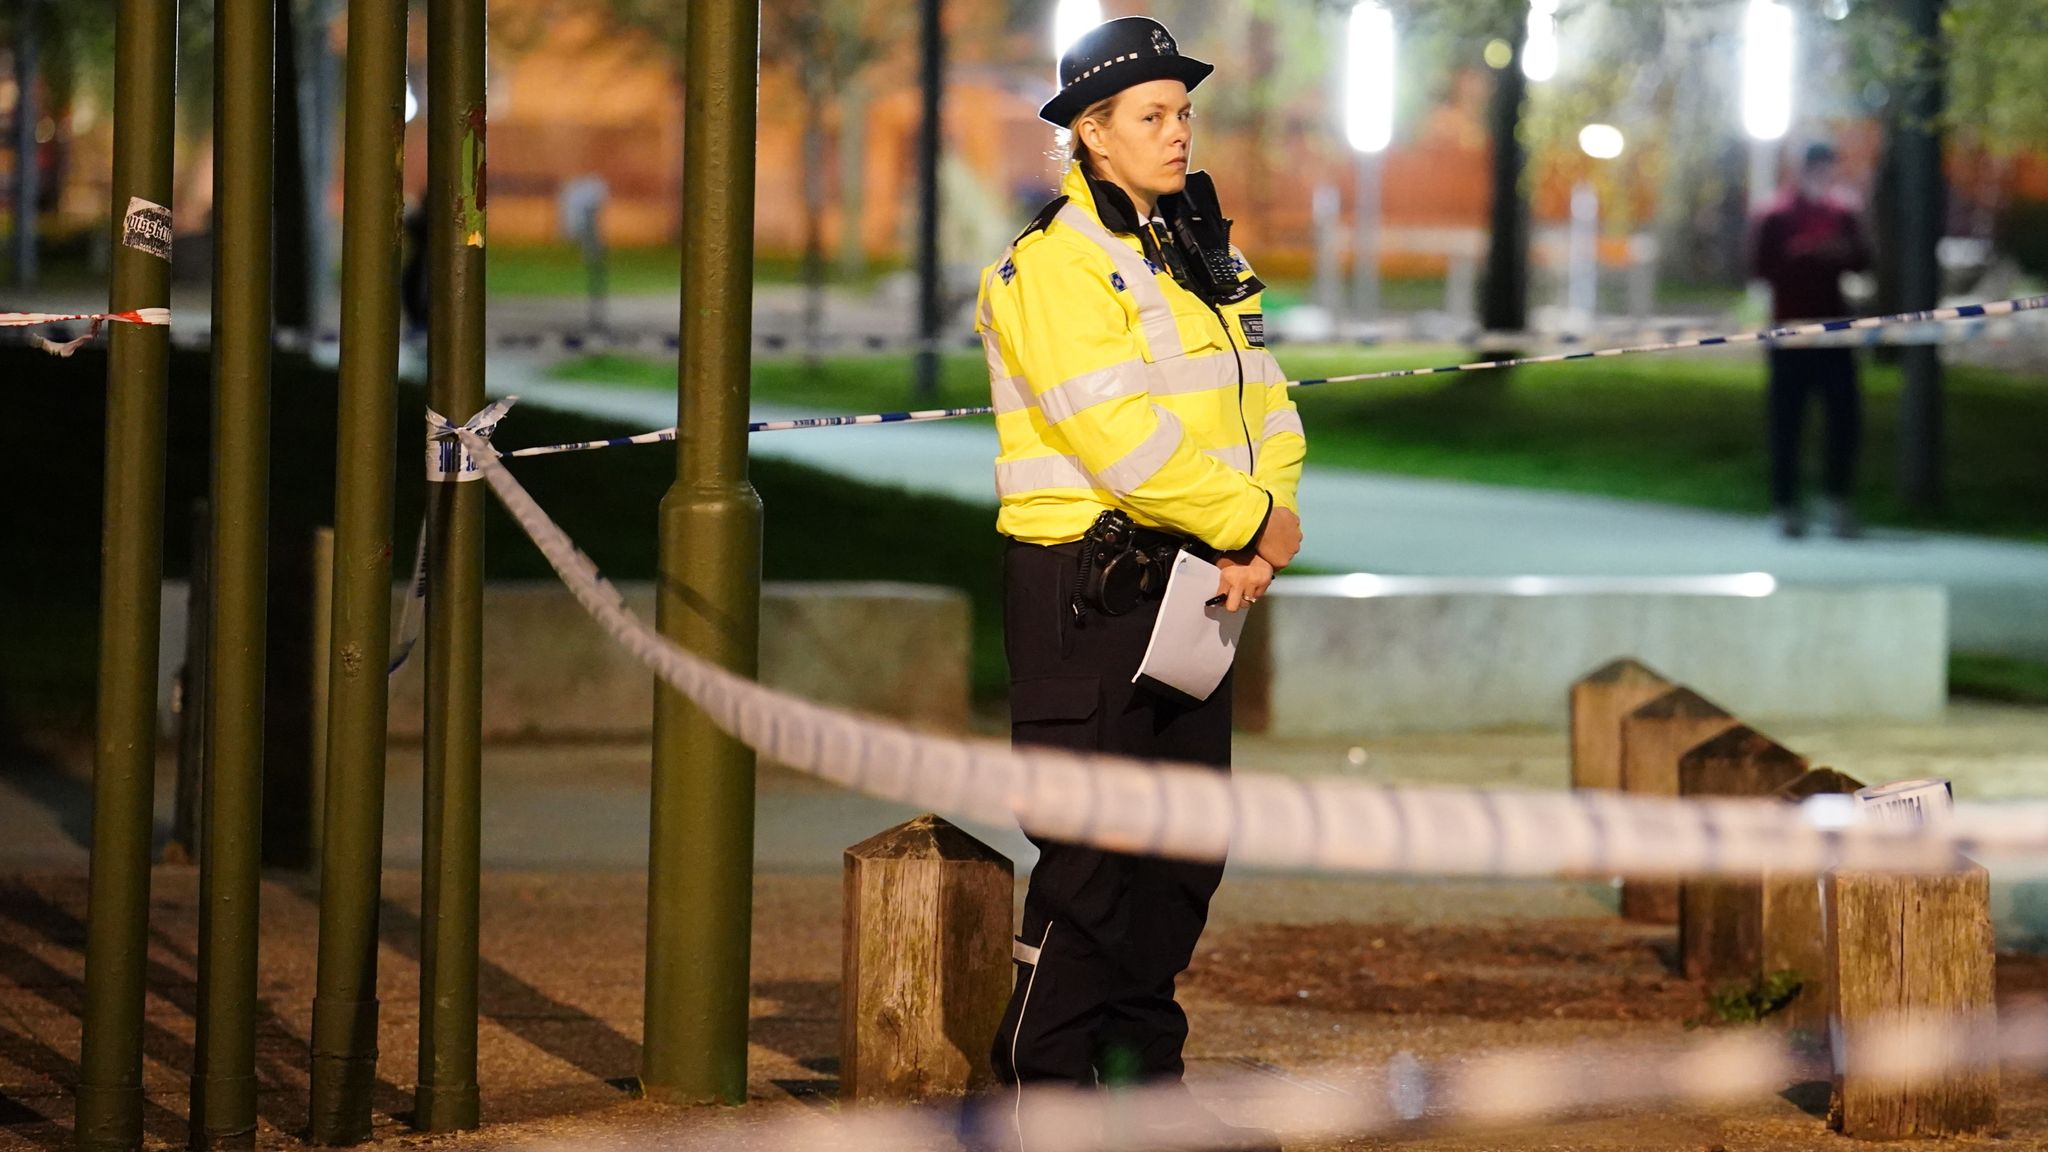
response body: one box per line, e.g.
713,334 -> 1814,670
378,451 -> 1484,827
1762,768 -> 1864,1040
1568,657 -> 1672,791
1618,687 -> 1737,922
842,814 -> 1013,1101
1676,727 -> 1808,981
1825,859 -> 1997,1138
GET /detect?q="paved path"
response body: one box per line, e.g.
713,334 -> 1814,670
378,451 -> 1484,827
486,356 -> 2048,656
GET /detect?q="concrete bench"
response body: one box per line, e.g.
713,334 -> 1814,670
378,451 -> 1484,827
157,580 -> 970,741
1236,575 -> 1947,736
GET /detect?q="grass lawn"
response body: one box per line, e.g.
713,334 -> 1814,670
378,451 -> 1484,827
554,344 -> 2048,543
0,346 -> 1004,731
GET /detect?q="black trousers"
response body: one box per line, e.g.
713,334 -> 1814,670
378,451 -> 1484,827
989,539 -> 1231,1093
1766,347 -> 1862,507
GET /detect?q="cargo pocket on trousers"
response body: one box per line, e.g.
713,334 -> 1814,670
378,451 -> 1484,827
1009,675 -> 1101,752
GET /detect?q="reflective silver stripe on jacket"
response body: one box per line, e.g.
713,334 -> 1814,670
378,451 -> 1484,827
1037,359 -> 1150,425
1203,443 -> 1253,474
1054,203 -> 1186,360
995,453 -> 1096,497
1095,407 -> 1184,496
1245,348 -> 1287,383
1262,406 -> 1305,441
995,406 -> 1191,498
1007,353 -> 1243,426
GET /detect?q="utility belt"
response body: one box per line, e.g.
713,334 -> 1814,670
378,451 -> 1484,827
1051,510 -> 1209,623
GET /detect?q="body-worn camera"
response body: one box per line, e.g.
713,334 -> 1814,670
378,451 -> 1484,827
1070,510 -> 1175,621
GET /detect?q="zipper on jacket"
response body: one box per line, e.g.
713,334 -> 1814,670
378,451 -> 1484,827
1207,301 -> 1256,471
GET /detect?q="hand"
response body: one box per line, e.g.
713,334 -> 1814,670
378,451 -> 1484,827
1253,505 -> 1302,572
1213,554 -> 1274,613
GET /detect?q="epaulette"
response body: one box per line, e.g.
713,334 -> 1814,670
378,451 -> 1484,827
1015,195 -> 1069,244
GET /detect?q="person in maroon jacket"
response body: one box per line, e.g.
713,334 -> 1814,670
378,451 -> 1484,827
1749,142 -> 1873,538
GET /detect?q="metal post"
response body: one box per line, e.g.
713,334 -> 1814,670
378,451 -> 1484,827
643,0 -> 763,1106
910,0 -> 943,400
1566,181 -> 1598,325
307,0 -> 407,1138
11,0 -> 39,287
1897,0 -> 1947,513
191,0 -> 274,1141
1350,148 -> 1382,331
1480,24 -> 1530,344
310,527 -> 334,873
1747,138 -> 1778,211
75,0 -> 176,1145
1310,182 -> 1340,330
415,0 -> 487,1128
172,500 -> 212,863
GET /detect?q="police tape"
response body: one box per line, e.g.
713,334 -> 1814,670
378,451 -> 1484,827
457,421 -> 2048,881
384,400 -> 521,676
466,413 -> 2048,1149
494,293 -> 2048,459
0,307 -> 172,356
561,1003 -> 2038,1152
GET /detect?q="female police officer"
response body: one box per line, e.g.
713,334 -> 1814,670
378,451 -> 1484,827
975,16 -> 1304,1149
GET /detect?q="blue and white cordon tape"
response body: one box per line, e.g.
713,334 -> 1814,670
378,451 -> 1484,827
497,294 -> 2048,459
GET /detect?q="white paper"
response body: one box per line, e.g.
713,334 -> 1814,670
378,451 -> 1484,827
1132,551 -> 1248,702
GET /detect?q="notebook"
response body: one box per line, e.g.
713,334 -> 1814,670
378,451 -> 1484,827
1132,550 -> 1250,703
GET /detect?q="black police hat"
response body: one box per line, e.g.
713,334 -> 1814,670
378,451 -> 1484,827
1039,17 -> 1214,128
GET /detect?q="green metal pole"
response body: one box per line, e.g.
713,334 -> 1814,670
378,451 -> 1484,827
307,0 -> 406,1139
415,0 -> 487,1129
74,0 -> 176,1146
192,0 -> 274,1142
641,0 -> 762,1107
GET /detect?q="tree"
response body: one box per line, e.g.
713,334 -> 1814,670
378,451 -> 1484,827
760,0 -> 911,357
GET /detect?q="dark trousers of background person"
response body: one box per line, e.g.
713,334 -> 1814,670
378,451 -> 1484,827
989,537 -> 1231,1099
1766,347 -> 1862,509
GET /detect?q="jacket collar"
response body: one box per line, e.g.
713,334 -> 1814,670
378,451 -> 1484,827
1061,163 -> 1150,237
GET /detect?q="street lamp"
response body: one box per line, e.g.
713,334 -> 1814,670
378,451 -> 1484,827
1567,124 -> 1623,326
1053,0 -> 1102,62
1742,0 -> 1795,206
1522,0 -> 1559,83
1344,1 -> 1394,328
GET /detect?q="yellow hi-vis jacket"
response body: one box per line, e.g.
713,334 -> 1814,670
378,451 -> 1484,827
976,164 -> 1306,549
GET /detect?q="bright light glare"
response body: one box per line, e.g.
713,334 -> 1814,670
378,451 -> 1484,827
1345,2 -> 1396,154
1053,0 -> 1103,62
1732,571 -> 1778,598
1522,2 -> 1558,82
1578,123 -> 1624,159
404,81 -> 419,124
1742,0 -> 1796,141
1337,572 -> 1388,598
1801,793 -> 1859,830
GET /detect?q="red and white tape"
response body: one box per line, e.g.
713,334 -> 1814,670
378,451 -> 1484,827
1,308 -> 172,357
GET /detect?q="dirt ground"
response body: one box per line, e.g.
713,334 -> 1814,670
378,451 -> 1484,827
7,866 -> 2048,1152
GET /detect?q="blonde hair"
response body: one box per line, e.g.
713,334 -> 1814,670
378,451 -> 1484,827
1064,94 -> 1121,177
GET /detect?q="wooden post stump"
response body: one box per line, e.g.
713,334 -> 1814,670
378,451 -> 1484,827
842,814 -> 1013,1102
1568,658 -> 1672,792
1825,859 -> 1997,1139
1618,687 -> 1737,922
1762,768 -> 1864,1040
1677,727 -> 1808,981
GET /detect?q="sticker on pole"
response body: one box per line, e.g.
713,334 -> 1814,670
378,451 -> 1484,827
122,197 -> 174,261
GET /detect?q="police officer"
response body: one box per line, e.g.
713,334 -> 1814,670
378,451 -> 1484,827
975,16 -> 1304,1150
